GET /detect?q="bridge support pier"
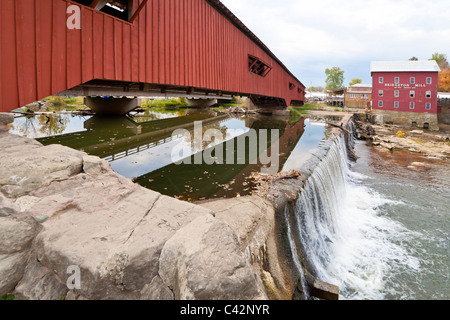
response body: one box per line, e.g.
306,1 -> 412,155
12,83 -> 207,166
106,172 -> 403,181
185,98 -> 218,108
84,97 -> 139,116
245,97 -> 290,116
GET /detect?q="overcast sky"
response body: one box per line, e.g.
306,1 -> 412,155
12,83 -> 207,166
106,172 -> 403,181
220,0 -> 450,87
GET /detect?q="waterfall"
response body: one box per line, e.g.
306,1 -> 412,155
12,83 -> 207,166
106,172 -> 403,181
287,129 -> 422,300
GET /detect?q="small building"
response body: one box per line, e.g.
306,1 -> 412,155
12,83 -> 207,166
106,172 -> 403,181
344,84 -> 372,110
326,89 -> 345,107
371,60 -> 441,130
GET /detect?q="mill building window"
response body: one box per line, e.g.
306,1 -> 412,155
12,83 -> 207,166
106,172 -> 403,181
394,90 -> 399,97
425,103 -> 431,110
427,77 -> 432,85
410,77 -> 415,84
426,91 -> 431,98
394,101 -> 399,108
410,102 -> 415,109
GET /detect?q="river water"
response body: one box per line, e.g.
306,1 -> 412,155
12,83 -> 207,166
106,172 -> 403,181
293,133 -> 449,300
9,110 -> 449,300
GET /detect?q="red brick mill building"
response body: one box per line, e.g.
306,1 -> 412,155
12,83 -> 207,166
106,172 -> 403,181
371,60 -> 441,130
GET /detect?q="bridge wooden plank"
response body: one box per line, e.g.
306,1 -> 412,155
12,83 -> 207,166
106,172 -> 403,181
114,19 -> 123,81
159,0 -> 166,85
130,5 -> 139,83
145,1 -> 151,85
123,24 -> 132,82
52,0 -> 67,95
16,0 -> 38,107
164,0 -> 170,85
103,16 -> 115,80
151,0 -> 159,83
138,0 -> 146,83
81,8 -> 94,84
93,12 -> 104,79
187,0 -> 192,87
67,4 -> 82,90
174,0 -> 180,87
179,0 -> 185,87
1,0 -> 19,111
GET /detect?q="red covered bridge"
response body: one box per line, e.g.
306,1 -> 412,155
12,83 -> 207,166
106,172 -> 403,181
0,0 -> 305,114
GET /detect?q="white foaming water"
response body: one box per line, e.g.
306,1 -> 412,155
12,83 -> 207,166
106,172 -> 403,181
294,135 -> 422,300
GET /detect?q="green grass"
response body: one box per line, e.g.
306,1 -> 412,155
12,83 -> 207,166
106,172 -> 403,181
140,97 -> 189,109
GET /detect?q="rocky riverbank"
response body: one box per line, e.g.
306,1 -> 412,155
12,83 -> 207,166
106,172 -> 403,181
353,115 -> 450,160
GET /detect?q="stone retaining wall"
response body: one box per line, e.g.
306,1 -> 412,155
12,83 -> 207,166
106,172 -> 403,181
369,109 -> 439,130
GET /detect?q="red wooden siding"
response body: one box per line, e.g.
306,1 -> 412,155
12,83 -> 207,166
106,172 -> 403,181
0,0 -> 305,112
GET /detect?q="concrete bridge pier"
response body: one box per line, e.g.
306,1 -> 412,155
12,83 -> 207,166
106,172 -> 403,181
84,97 -> 139,116
245,96 -> 290,116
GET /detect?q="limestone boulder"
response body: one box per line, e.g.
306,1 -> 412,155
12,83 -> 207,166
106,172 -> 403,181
0,142 -> 86,198
159,214 -> 267,300
32,184 -> 214,300
0,216 -> 38,254
13,256 -> 68,300
0,113 -> 14,125
0,252 -> 29,296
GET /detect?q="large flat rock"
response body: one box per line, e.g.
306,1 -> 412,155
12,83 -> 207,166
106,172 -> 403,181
0,133 -> 269,300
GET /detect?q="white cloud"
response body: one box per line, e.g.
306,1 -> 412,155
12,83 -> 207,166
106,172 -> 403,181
221,0 -> 450,86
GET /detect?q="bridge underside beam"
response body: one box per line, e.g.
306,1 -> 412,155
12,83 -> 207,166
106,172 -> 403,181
55,80 -> 304,115
56,80 -> 236,101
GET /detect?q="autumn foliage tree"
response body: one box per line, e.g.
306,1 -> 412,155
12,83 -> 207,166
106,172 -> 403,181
430,52 -> 450,92
438,68 -> 450,92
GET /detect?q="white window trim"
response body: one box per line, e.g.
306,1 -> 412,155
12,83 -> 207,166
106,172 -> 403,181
379,90 -> 383,97
410,91 -> 415,98
394,101 -> 399,108
379,77 -> 384,84
426,77 -> 432,85
426,91 -> 431,98
378,100 -> 383,108
394,90 -> 399,97
425,103 -> 431,110
410,102 -> 415,109
395,77 -> 400,84
410,77 -> 415,84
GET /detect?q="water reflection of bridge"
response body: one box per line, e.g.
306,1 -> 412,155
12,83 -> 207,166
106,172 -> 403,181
134,115 -> 306,200
37,111 -> 230,161
38,112 -> 307,201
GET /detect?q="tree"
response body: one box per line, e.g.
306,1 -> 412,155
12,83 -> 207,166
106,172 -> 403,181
325,67 -> 344,92
438,69 -> 450,92
307,86 -> 325,92
409,57 -> 419,61
349,78 -> 362,86
430,52 -> 449,69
